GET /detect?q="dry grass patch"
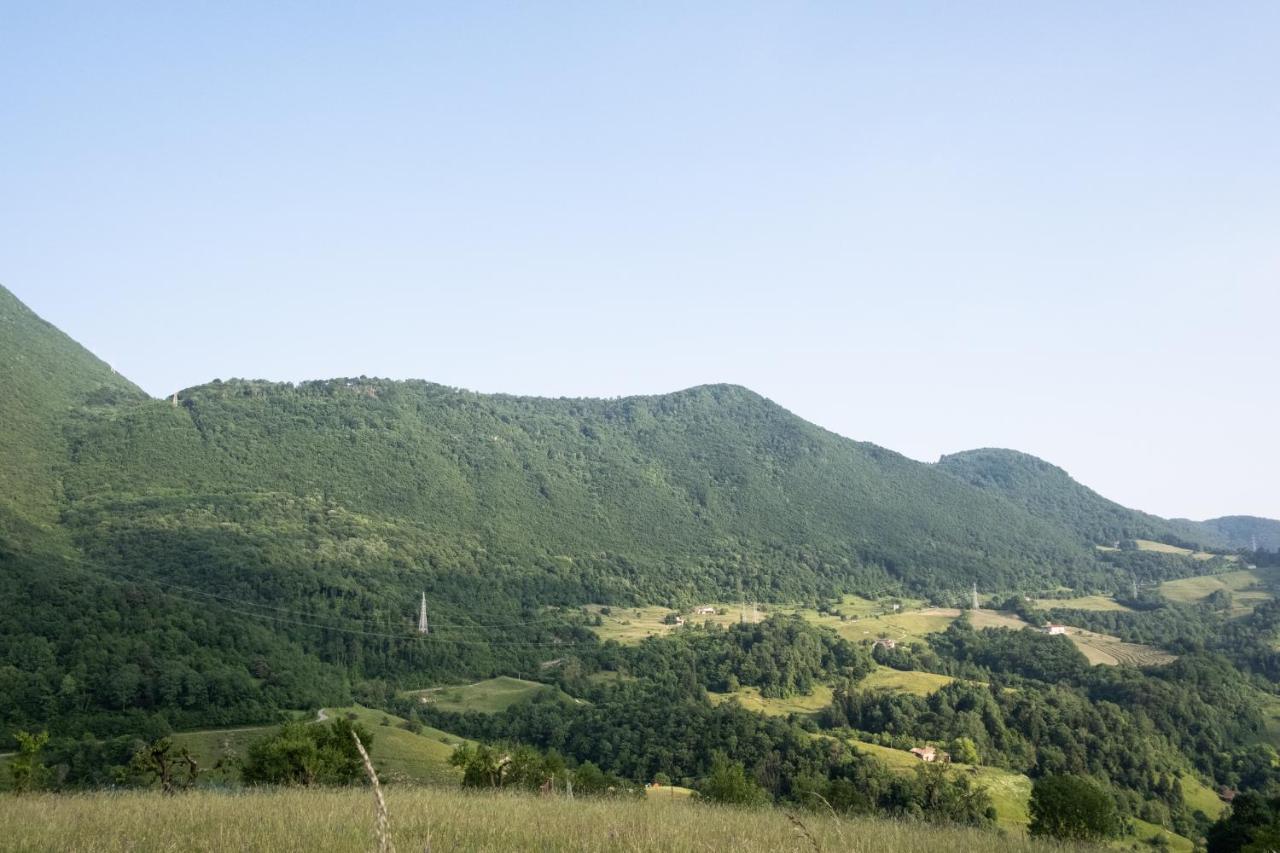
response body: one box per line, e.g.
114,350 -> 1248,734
1035,595 -> 1133,612
0,787 -> 1085,852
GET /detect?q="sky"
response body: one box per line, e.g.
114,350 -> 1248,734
2,2 -> 1277,521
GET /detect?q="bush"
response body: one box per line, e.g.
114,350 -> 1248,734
699,754 -> 766,806
1029,774 -> 1119,841
240,718 -> 372,786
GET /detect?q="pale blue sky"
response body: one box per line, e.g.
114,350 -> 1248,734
3,3 -> 1277,520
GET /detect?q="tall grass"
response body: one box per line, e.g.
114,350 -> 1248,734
0,788 -> 1090,852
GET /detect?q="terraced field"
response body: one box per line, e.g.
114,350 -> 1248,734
1065,628 -> 1177,667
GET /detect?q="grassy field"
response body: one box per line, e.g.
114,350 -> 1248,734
707,684 -> 834,717
1034,595 -> 1133,612
405,676 -> 575,714
1124,817 -> 1194,852
1134,539 -> 1235,562
171,705 -> 470,786
1260,692 -> 1280,748
0,787 -> 1088,852
169,722 -> 281,782
845,739 -> 1032,833
1180,773 -> 1228,820
861,667 -> 958,696
585,595 -> 924,645
1159,569 -> 1272,615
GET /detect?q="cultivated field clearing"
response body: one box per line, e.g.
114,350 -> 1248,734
585,598 -> 1182,673
405,676 -> 572,714
1159,569 -> 1273,615
1035,595 -> 1133,612
861,666 -> 959,696
0,788 -> 1088,853
585,595 -> 921,645
1134,539 -> 1226,561
1064,628 -> 1177,667
707,684 -> 834,716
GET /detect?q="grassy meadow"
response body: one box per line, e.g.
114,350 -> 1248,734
860,666 -> 959,696
707,684 -> 834,716
844,738 -> 1033,833
1133,539 -> 1222,560
1159,569 -> 1273,615
405,676 -> 573,714
1034,595 -> 1132,612
170,705 -> 469,786
0,787 -> 1090,853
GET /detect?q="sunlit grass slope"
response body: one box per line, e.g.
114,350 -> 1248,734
0,788 -> 1091,853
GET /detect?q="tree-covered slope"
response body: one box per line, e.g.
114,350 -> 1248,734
935,448 -> 1228,550
0,285 -> 145,550
1193,516 -> 1280,552
59,378 -> 1097,596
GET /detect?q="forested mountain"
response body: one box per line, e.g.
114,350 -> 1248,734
0,286 -> 145,552
936,448 -> 1229,550
1193,516 -> 1280,552
1,283 -> 1275,744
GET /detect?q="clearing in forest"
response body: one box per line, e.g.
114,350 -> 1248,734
168,704 -> 470,786
860,667 -> 959,696
706,684 -> 834,716
1159,569 -> 1273,615
1034,595 -> 1132,612
405,676 -> 572,714
1134,539 -> 1229,561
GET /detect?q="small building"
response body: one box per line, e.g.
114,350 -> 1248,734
909,746 -> 950,764
673,616 -> 685,626
1042,624 -> 1067,636
694,606 -> 716,615
873,638 -> 897,650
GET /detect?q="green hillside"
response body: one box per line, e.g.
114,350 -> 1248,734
0,285 -> 145,551
58,377 -> 1099,600
935,448 -> 1224,549
1195,515 -> 1280,551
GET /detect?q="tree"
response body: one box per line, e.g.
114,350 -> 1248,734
240,718 -> 372,786
131,738 -> 200,793
950,736 -> 980,765
9,730 -> 49,794
1029,774 -> 1119,841
699,753 -> 766,806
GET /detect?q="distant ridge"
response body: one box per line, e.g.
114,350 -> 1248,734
934,447 -> 1229,550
